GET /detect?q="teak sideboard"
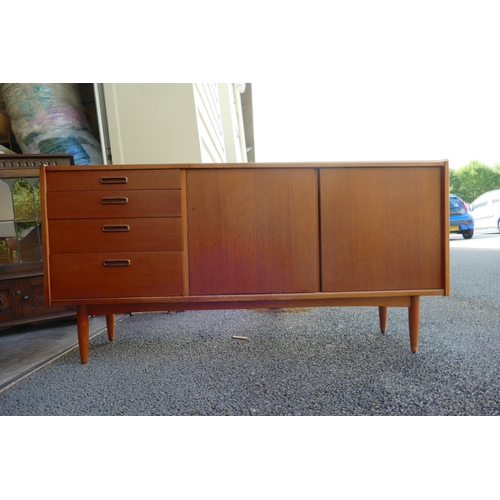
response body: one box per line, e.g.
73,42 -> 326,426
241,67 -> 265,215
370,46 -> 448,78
40,161 -> 450,363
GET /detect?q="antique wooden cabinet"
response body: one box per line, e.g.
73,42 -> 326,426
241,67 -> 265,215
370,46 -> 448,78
40,161 -> 450,363
0,155 -> 75,329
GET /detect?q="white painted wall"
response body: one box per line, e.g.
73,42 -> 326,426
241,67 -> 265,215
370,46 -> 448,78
101,83 -> 247,164
219,83 -> 244,163
102,83 -> 201,164
194,83 -> 226,163
100,83 -> 247,164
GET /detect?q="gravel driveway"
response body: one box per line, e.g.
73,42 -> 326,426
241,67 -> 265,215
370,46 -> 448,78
1,233 -> 499,416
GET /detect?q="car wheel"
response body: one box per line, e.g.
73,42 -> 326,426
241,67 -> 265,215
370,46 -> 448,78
462,229 -> 474,239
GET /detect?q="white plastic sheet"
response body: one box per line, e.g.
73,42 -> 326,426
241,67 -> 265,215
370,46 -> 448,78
0,83 -> 103,165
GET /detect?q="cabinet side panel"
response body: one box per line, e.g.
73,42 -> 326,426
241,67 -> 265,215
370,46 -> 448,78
321,167 -> 443,291
40,165 -> 51,305
187,169 -> 320,295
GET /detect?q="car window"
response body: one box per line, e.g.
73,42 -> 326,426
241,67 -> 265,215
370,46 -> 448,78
450,196 -> 466,214
474,200 -> 488,209
473,194 -> 486,205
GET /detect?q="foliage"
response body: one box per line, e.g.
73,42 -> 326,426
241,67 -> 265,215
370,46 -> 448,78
12,179 -> 40,232
449,160 -> 500,203
13,179 -> 38,219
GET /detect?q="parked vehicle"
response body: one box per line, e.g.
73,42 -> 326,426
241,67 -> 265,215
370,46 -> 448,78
469,189 -> 500,233
450,194 -> 474,239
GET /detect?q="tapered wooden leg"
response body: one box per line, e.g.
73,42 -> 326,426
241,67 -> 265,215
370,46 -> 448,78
77,305 -> 89,364
409,296 -> 420,353
378,306 -> 388,333
106,313 -> 116,341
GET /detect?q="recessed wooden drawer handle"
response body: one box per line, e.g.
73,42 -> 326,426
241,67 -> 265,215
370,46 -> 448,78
103,259 -> 131,267
102,225 -> 130,232
100,177 -> 128,184
101,197 -> 129,205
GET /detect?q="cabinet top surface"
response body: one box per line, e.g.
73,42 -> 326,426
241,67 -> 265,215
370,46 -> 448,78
41,160 -> 449,172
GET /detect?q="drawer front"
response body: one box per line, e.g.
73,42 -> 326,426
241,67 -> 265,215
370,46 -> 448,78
46,169 -> 181,191
48,218 -> 183,253
47,190 -> 182,219
49,252 -> 184,299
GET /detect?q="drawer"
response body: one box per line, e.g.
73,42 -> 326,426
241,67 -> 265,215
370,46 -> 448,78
49,252 -> 184,299
48,218 -> 183,253
47,190 -> 182,219
46,169 -> 181,191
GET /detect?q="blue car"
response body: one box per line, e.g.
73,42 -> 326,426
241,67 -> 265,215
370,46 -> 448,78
450,194 -> 474,239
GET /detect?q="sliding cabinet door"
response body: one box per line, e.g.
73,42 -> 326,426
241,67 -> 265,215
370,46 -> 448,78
187,168 -> 320,295
320,167 -> 444,292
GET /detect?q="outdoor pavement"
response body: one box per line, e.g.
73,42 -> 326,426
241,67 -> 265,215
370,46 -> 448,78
0,314 -> 127,393
0,232 -> 499,415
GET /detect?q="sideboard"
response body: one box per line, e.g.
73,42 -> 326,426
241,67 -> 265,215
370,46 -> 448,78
1,154 -> 76,329
40,161 -> 450,363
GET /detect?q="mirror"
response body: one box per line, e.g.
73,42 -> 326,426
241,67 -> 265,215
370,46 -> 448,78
0,178 -> 42,265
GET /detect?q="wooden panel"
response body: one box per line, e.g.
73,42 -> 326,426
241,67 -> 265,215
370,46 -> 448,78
320,167 -> 444,291
0,276 -> 73,324
83,296 -> 411,315
187,168 -> 320,295
46,169 -> 181,191
47,190 -> 181,219
48,218 -> 183,253
0,279 -> 20,322
18,276 -> 74,318
49,252 -> 183,299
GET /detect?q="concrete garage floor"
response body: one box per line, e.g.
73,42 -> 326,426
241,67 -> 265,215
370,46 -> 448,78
0,315 -> 126,394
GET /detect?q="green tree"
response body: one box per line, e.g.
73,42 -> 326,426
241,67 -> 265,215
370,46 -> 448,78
449,160 -> 500,203
449,168 -> 461,196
